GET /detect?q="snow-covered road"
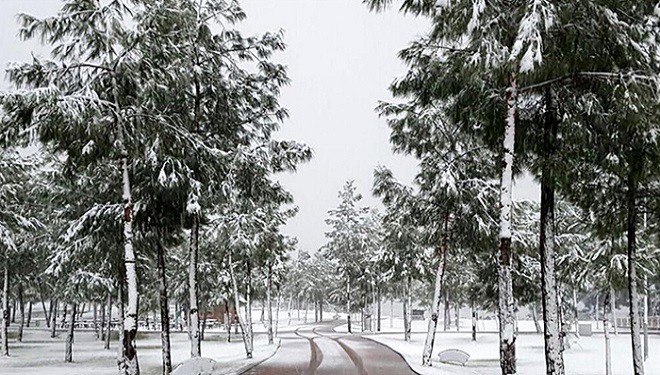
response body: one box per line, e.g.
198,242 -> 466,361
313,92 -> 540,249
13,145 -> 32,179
243,322 -> 417,375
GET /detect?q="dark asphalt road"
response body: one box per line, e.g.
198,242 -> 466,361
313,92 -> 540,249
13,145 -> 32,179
243,322 -> 417,375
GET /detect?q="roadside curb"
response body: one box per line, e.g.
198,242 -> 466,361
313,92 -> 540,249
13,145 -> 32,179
233,338 -> 282,375
359,334 -> 421,375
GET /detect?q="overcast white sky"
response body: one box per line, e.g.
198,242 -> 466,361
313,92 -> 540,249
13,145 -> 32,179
0,0 -> 538,253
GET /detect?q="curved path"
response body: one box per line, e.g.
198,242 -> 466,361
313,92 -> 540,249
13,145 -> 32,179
243,322 -> 417,375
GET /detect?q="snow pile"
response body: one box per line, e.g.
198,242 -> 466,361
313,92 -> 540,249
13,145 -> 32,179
172,357 -> 217,375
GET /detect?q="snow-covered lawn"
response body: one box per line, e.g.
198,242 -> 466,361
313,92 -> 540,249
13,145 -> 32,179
352,319 -> 660,375
0,328 -> 277,375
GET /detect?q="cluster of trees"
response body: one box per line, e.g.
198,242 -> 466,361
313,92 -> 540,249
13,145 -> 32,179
359,1 -> 660,375
0,1 -> 310,375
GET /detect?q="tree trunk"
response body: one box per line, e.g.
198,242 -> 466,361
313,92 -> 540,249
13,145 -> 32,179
224,300 -> 231,342
65,303 -> 76,363
118,273 -> 126,370
377,287 -> 381,332
444,290 -> 450,331
304,299 -> 309,324
422,212 -> 449,366
573,289 -> 580,338
347,279 -> 352,333
286,291 -> 293,326
245,264 -> 254,355
643,278 -> 649,361
472,303 -> 477,341
275,291 -> 281,337
403,286 -> 410,342
79,303 -> 85,319
40,289 -> 49,328
62,303 -> 68,328
229,251 -> 253,358
94,303 -> 99,339
531,304 -> 542,334
17,285 -> 24,342
120,157 -> 140,375
497,77 -> 517,375
100,300 -> 106,342
626,158 -> 644,375
604,295 -> 612,375
538,86 -> 564,373
50,299 -> 58,339
611,287 -> 618,335
320,295 -> 323,322
404,276 -> 412,342
188,216 -> 201,358
157,235 -> 172,374
266,262 -> 274,345
201,308 -> 206,341
1,254 -> 9,356
455,303 -> 460,331
105,294 -> 112,350
26,301 -> 32,328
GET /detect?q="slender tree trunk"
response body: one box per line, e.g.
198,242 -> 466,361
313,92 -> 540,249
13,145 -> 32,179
1,254 -> 9,356
188,215 -> 201,358
595,294 -> 600,329
26,301 -> 32,328
573,289 -> 580,338
11,300 -> 16,323
403,286 -> 409,342
157,236 -> 172,374
377,286 -> 381,332
50,300 -> 58,338
119,156 -> 140,375
304,299 -> 309,324
320,295 -> 323,322
65,303 -> 76,363
100,300 -> 106,341
47,298 -> 53,328
286,291 -> 293,326
40,288 -> 49,328
390,299 -> 393,328
266,262 -> 273,345
444,290 -> 450,331
455,303 -> 460,331
62,303 -> 68,328
531,304 -> 542,334
611,287 -> 618,335
626,158 -> 644,375
228,251 -> 253,358
118,274 -> 126,370
105,294 -> 112,350
497,77 -> 517,375
643,277 -> 649,361
422,213 -> 449,366
404,275 -> 412,342
604,296 -> 612,375
79,303 -> 85,319
94,303 -> 99,339
17,285 -> 24,342
201,308 -> 206,341
347,279 -> 352,333
224,300 -> 231,342
245,264 -> 254,355
472,303 -> 477,341
275,291 -> 281,337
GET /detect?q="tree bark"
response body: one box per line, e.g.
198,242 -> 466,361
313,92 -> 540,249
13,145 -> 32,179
229,251 -> 253,358
1,254 -> 9,356
26,301 -> 32,328
275,290 -> 281,337
531,304 -> 542,334
497,77 -> 517,375
17,285 -> 24,342
643,278 -> 649,361
50,299 -> 58,338
404,276 -> 412,342
377,287 -> 381,332
266,262 -> 274,345
539,86 -> 564,375
105,294 -> 112,350
444,290 -> 450,331
455,303 -> 460,331
604,295 -> 612,375
347,279 -> 352,333
120,156 -> 140,375
472,303 -> 477,341
611,287 -> 618,335
157,235 -> 172,374
188,215 -> 201,358
286,291 -> 293,326
626,158 -> 644,375
65,303 -> 76,363
94,303 -> 99,339
573,289 -> 580,338
422,211 -> 449,366
403,285 -> 409,342
100,299 -> 106,341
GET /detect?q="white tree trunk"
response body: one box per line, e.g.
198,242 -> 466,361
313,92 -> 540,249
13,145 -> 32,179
51,300 -> 58,339
611,287 -> 618,335
229,251 -> 253,358
286,291 -> 292,326
120,157 -> 140,375
604,299 -> 612,375
626,168 -> 644,375
17,286 -> 24,342
1,253 -> 9,356
643,278 -> 649,361
346,279 -> 352,333
274,291 -> 281,338
422,224 -> 448,366
105,294 -> 112,350
573,289 -> 580,338
266,263 -> 273,345
497,78 -> 517,375
188,216 -> 201,358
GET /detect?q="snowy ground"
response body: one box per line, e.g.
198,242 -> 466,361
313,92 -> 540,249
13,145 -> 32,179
0,308 -> 320,375
338,317 -> 660,375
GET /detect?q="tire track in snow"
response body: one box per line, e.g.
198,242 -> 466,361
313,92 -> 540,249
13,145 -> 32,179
294,327 -> 323,375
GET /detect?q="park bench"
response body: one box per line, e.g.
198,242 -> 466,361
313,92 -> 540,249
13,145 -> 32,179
437,349 -> 470,366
